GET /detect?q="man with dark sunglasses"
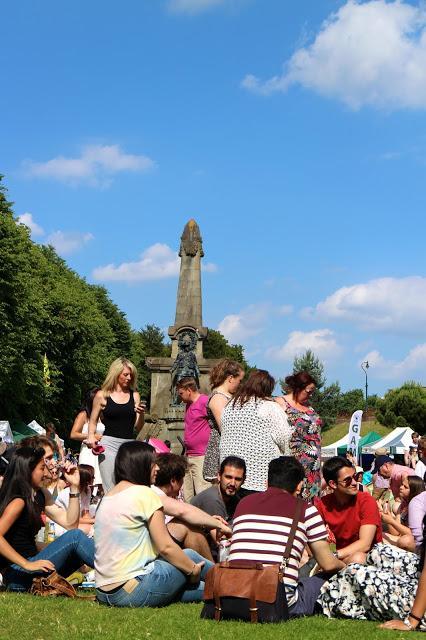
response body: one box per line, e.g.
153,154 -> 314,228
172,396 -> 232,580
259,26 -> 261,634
316,456 -> 382,565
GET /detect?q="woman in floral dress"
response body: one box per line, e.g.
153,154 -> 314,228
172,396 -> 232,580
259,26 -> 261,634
275,371 -> 322,501
318,542 -> 426,630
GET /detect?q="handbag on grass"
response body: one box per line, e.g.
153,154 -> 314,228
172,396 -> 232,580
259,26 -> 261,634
201,498 -> 304,623
30,571 -> 95,600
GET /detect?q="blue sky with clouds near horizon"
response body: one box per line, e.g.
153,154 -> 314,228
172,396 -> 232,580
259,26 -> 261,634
2,0 -> 426,396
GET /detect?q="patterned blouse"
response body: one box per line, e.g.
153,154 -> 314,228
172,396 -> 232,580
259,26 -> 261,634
281,398 -> 322,501
220,398 -> 291,492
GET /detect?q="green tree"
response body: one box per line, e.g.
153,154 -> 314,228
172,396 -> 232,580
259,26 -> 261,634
203,329 -> 249,368
338,388 -> 365,415
375,382 -> 426,435
0,176 -> 135,435
131,325 -> 171,403
292,349 -> 326,388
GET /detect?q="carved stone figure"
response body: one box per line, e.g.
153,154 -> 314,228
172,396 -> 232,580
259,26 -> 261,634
170,329 -> 200,405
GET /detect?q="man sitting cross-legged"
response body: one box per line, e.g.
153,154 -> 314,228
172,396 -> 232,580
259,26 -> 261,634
228,456 -> 345,618
316,456 -> 382,565
152,453 -> 230,561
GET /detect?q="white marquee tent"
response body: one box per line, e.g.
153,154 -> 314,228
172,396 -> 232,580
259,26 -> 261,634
321,433 -> 349,458
362,426 -> 414,455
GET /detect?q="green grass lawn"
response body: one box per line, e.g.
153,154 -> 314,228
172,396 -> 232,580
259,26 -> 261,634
0,593 -> 414,640
322,420 -> 391,447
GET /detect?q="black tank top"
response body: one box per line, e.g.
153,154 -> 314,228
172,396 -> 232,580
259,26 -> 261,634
102,390 -> 136,439
0,490 -> 45,568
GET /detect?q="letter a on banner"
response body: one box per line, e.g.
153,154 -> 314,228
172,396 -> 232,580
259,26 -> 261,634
347,410 -> 363,462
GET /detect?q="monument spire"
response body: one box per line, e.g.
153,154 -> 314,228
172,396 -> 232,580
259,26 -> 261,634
174,219 -> 204,328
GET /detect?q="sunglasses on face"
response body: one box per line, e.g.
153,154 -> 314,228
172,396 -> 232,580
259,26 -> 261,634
337,474 -> 357,487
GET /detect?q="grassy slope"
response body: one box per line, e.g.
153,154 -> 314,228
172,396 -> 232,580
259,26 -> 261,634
322,420 -> 392,447
0,595 -> 413,640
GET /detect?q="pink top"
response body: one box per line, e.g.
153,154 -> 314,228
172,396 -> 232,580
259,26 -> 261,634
184,394 -> 210,456
390,463 -> 415,499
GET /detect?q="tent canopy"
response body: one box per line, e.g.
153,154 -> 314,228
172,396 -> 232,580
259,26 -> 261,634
322,433 -> 349,457
0,420 -> 14,444
362,427 -> 414,454
337,431 -> 382,456
10,420 -> 39,443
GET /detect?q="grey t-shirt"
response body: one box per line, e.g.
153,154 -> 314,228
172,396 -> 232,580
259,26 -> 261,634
190,485 -> 239,523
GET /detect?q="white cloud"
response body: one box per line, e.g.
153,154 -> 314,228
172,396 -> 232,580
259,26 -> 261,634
46,231 -> 94,255
242,0 -> 426,110
23,144 -> 155,187
167,0 -> 227,15
202,262 -> 218,273
306,276 -> 426,335
93,243 -> 180,283
18,212 -> 44,237
93,243 -> 218,283
278,304 -> 294,316
267,329 -> 342,362
361,344 -> 426,380
218,304 -> 270,343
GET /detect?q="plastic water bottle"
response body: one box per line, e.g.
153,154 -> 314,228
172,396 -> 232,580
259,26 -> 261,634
47,521 -> 56,543
218,539 -> 231,562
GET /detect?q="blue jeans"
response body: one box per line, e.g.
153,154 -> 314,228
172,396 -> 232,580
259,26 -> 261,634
96,549 -> 213,608
5,529 -> 95,592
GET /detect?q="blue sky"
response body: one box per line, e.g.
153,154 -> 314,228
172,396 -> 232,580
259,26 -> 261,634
2,0 -> 426,396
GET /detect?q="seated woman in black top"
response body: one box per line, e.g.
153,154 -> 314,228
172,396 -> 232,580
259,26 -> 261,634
0,447 -> 94,592
86,357 -> 145,492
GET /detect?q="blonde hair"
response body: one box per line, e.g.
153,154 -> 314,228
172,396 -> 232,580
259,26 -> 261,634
101,357 -> 138,396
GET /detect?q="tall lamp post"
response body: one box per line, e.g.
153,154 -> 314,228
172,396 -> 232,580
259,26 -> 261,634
361,361 -> 369,413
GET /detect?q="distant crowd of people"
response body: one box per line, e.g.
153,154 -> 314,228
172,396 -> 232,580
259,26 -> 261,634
0,356 -> 425,632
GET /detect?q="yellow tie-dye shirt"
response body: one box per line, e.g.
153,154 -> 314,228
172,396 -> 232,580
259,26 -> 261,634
94,485 -> 162,588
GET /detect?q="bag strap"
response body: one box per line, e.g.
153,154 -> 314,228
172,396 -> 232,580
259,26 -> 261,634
280,497 -> 304,568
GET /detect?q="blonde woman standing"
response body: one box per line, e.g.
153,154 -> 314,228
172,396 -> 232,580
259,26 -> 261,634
203,359 -> 244,482
86,357 -> 145,492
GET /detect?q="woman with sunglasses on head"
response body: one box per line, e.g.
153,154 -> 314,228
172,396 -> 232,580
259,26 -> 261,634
95,440 -> 213,608
275,371 -> 322,501
0,447 -> 94,592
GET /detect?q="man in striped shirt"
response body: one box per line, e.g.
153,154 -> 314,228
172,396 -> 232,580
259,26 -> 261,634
228,456 -> 344,616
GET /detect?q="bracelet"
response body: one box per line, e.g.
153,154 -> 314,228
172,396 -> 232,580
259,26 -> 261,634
409,613 -> 423,623
403,618 -> 415,631
69,492 -> 80,498
186,563 -> 196,577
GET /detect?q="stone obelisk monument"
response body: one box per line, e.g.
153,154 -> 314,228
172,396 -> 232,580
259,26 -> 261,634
144,220 -> 219,449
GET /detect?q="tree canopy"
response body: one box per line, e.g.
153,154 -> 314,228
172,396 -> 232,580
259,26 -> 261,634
0,176 -> 133,434
375,382 -> 426,435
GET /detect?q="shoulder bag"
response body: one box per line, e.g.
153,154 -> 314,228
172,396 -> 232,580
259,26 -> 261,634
201,497 -> 305,623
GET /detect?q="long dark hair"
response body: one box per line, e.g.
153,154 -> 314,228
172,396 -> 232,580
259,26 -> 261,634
80,388 -> 100,419
408,475 -> 425,502
79,464 -> 95,495
284,371 -> 316,400
114,441 -> 155,486
0,447 -> 45,527
232,369 -> 275,407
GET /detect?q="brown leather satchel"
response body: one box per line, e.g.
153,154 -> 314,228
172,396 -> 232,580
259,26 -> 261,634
201,498 -> 305,623
30,571 -> 95,600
